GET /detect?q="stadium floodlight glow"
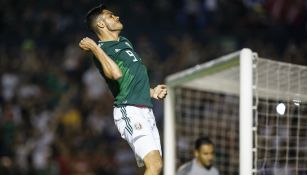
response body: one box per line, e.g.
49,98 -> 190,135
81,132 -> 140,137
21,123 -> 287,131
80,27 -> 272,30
276,103 -> 286,115
293,99 -> 301,106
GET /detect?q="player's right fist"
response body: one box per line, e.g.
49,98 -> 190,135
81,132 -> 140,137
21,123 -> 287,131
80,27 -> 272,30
79,37 -> 97,51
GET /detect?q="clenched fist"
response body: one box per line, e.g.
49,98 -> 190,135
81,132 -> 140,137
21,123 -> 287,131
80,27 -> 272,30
151,85 -> 168,100
79,37 -> 97,51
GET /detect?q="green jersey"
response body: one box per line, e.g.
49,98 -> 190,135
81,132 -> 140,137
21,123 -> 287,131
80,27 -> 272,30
93,36 -> 153,108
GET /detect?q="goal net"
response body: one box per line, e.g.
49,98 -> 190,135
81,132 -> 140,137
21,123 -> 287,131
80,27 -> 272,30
164,49 -> 307,175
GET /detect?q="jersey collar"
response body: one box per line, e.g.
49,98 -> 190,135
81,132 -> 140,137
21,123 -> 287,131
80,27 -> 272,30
98,36 -> 122,45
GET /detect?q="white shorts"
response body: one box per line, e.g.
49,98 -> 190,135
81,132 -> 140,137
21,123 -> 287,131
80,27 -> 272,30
113,106 -> 162,167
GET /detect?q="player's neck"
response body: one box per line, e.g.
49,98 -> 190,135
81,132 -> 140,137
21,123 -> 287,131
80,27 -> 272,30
98,31 -> 120,42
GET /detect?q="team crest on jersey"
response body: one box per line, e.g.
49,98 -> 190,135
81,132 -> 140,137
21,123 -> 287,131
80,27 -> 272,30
134,122 -> 142,130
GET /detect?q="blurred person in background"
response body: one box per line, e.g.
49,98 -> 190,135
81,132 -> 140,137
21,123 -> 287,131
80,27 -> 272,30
177,137 -> 219,175
79,4 -> 167,175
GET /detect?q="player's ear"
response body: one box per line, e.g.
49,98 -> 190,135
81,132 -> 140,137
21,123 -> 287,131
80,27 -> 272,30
194,150 -> 199,158
97,20 -> 105,29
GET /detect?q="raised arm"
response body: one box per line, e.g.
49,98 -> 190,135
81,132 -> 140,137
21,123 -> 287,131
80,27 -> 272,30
79,37 -> 122,80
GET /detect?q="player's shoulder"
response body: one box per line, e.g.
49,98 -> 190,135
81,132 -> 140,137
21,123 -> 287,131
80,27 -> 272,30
176,161 -> 193,175
120,36 -> 134,49
211,166 -> 220,175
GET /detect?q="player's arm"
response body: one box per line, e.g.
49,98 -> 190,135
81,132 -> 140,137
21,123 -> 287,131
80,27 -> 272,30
150,85 -> 167,100
79,37 -> 122,80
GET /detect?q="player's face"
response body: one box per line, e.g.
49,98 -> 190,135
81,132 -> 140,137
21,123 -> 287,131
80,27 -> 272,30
100,10 -> 123,31
194,144 -> 215,168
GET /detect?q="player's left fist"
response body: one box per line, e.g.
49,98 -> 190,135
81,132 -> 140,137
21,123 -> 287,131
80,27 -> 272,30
152,84 -> 168,100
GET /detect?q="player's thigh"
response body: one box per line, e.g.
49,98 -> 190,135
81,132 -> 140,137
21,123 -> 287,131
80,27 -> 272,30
133,132 -> 160,160
143,150 -> 162,169
144,108 -> 162,154
115,106 -> 159,157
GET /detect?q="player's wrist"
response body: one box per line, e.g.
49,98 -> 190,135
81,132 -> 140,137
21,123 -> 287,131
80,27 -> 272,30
150,88 -> 155,98
91,44 -> 99,52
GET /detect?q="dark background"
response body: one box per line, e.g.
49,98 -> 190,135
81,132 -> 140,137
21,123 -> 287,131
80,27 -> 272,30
0,0 -> 306,174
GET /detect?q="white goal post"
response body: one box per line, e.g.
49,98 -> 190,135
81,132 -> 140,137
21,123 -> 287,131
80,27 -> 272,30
163,48 -> 307,175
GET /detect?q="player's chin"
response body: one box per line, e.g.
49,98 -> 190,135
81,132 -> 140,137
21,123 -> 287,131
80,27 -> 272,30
114,22 -> 123,29
118,24 -> 124,30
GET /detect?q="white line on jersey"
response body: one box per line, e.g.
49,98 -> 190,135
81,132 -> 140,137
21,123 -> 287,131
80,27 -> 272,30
125,42 -> 132,48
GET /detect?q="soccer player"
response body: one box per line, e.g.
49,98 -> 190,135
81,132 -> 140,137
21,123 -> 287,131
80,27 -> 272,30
79,4 -> 167,175
176,137 -> 219,175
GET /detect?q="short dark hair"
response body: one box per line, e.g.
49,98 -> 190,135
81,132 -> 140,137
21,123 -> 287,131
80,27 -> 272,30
86,4 -> 106,33
195,137 -> 214,150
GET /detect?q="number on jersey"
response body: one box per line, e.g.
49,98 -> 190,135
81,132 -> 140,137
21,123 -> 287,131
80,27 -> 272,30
125,50 -> 138,62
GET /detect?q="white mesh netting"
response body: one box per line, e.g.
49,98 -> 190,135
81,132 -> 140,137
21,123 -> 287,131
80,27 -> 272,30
173,56 -> 307,175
